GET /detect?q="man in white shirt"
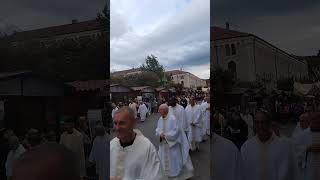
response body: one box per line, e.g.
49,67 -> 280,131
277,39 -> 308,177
292,113 -> 310,139
200,97 -> 210,139
5,136 -> 25,180
211,132 -> 241,180
110,106 -> 167,180
241,110 -> 298,180
185,97 -> 202,151
156,104 -> 194,180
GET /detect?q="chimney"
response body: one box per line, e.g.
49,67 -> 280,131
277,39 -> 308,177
226,22 -> 230,30
72,19 -> 78,24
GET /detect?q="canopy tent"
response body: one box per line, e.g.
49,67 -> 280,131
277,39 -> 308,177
294,82 -> 320,96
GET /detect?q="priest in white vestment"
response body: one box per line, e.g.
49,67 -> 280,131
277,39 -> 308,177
156,104 -> 194,180
240,109 -> 254,139
89,125 -> 109,180
291,113 -> 311,179
138,102 -> 148,122
168,98 -> 188,133
60,118 -> 86,179
304,112 -> 320,180
112,103 -> 119,119
200,97 -> 210,138
129,100 -> 138,118
110,106 -> 167,180
240,111 -> 298,180
211,133 -> 241,180
5,136 -> 26,180
185,97 -> 202,151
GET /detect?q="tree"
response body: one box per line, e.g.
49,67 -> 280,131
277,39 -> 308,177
212,67 -> 233,108
140,54 -> 172,86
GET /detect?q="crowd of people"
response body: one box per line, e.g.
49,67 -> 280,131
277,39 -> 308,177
0,116 -> 110,180
110,93 -> 210,180
212,95 -> 320,180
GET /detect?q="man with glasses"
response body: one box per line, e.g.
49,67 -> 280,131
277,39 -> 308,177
240,110 -> 298,180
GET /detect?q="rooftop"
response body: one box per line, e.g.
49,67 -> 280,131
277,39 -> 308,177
211,26 -> 250,41
7,19 -> 104,42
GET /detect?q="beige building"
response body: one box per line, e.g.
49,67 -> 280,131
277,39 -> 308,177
166,70 -> 206,89
211,25 -> 308,90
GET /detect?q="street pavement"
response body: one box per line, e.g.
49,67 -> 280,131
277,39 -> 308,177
136,113 -> 210,180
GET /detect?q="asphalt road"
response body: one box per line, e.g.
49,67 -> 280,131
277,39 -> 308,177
136,113 -> 210,180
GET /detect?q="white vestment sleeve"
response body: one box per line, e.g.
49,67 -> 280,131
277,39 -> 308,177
141,142 -> 168,180
165,117 -> 180,141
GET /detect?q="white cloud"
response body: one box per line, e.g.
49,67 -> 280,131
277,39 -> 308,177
110,0 -> 210,79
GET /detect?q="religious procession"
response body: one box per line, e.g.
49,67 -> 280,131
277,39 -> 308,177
212,88 -> 320,180
110,87 -> 210,180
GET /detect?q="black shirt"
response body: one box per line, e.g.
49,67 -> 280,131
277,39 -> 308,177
120,133 -> 136,148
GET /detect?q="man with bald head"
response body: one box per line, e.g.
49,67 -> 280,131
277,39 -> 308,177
110,106 -> 167,180
12,143 -> 79,180
156,104 -> 194,179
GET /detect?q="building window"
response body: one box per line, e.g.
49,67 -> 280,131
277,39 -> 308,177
181,81 -> 184,86
225,44 -> 231,56
231,44 -> 236,55
181,75 -> 184,79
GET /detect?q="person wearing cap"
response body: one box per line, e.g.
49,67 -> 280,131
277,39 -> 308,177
59,117 -> 86,179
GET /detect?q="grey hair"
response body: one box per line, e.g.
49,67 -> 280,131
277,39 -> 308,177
159,104 -> 169,110
114,106 -> 135,120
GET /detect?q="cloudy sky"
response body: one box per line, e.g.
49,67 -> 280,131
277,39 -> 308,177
212,0 -> 320,56
0,0 -> 105,31
111,0 -> 210,79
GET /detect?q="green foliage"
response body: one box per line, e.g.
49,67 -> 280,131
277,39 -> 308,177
111,71 -> 160,87
140,54 -> 172,86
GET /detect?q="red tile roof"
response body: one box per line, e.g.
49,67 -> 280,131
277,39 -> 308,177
9,20 -> 104,42
66,80 -> 108,91
211,26 -> 250,41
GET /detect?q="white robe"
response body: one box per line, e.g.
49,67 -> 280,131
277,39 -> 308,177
240,113 -> 254,139
241,133 -> 298,180
292,127 -> 312,179
138,104 -> 148,121
185,104 -> 202,143
89,134 -> 109,180
129,103 -> 138,118
200,102 -> 210,136
5,144 -> 26,177
169,104 -> 188,132
295,128 -> 318,180
110,129 -> 167,180
212,133 -> 241,180
155,114 -> 194,179
60,129 -> 86,178
112,107 -> 119,119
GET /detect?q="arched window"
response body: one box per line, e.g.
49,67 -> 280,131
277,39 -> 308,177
231,44 -> 236,55
225,44 -> 231,56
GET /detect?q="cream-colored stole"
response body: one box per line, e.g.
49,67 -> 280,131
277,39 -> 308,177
163,115 -> 171,176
